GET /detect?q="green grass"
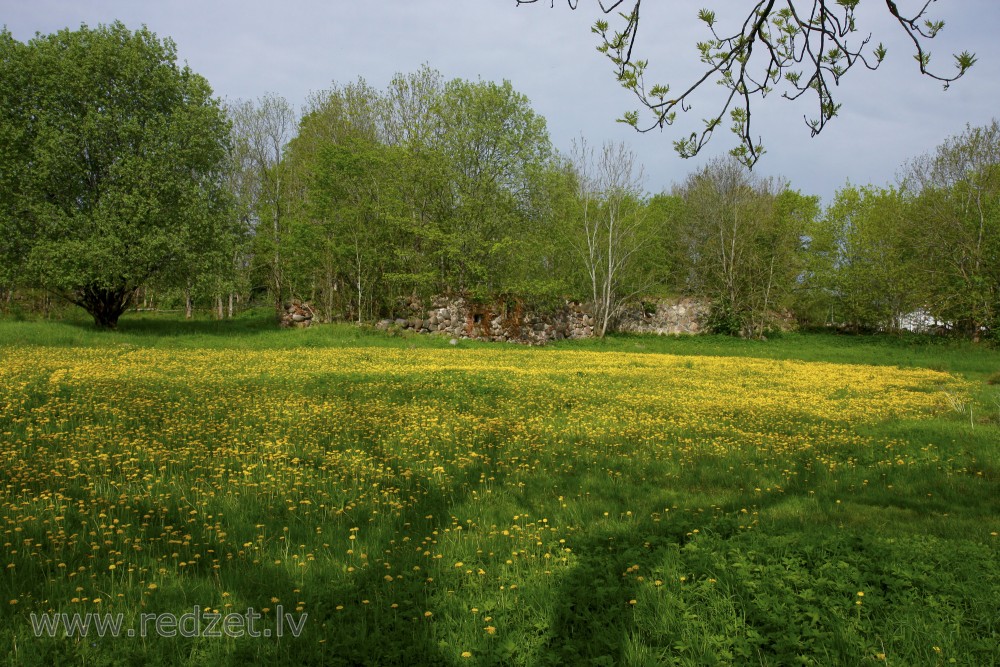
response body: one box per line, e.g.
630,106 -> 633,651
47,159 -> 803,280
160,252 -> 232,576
0,313 -> 997,666
557,329 -> 1000,380
0,309 -> 495,352
6,310 -> 994,375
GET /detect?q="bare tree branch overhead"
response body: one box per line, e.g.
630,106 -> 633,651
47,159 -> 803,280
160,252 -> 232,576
516,1 -> 977,167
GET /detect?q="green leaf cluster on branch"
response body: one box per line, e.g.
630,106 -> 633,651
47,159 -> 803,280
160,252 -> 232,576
516,0 -> 976,167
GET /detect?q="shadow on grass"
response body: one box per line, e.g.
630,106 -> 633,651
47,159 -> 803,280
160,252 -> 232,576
530,480 -> 1000,666
89,311 -> 278,337
555,331 -> 999,380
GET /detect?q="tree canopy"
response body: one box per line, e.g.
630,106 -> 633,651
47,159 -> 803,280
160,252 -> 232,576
0,20 -> 994,341
269,68 -> 559,322
674,157 -> 816,336
902,121 -> 1000,340
516,1 -> 976,167
0,22 -> 231,327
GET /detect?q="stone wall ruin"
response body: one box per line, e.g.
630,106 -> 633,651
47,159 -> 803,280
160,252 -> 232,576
376,295 -> 708,345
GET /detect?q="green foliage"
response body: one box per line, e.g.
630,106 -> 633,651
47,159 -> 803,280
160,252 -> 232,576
800,120 -> 1000,340
0,23 -> 231,328
903,121 -> 1000,340
434,77 -> 553,292
674,157 -> 814,338
803,184 -> 921,332
705,299 -> 742,336
279,68 -> 561,321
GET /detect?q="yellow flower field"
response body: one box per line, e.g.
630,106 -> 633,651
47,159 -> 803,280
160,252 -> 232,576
1,342 -> 991,665
0,345 -> 961,577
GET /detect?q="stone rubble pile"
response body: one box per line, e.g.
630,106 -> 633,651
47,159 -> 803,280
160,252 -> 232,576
376,295 -> 708,345
617,298 -> 709,335
280,300 -> 315,328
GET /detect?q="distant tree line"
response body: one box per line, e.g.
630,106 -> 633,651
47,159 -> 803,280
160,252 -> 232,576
798,121 -> 1000,341
0,24 -> 997,340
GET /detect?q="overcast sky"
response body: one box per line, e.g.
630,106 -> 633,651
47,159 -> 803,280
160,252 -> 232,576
5,1 -> 998,204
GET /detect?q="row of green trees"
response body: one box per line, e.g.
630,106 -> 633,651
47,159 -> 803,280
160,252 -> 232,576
1,24 -> 997,340
232,66 -> 561,323
799,121 -> 1000,341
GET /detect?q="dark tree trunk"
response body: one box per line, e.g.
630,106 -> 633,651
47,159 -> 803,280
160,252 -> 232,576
77,285 -> 134,329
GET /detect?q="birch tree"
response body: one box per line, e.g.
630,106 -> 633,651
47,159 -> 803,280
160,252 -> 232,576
569,138 -> 651,337
676,156 -> 811,336
228,94 -> 297,317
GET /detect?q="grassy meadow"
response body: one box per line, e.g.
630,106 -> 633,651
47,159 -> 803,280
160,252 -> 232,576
0,313 -> 998,666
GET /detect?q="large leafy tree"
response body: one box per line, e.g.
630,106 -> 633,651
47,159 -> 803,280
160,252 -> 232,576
674,156 -> 813,337
0,22 -> 231,328
517,1 -> 975,166
903,121 -> 1000,340
434,78 -> 553,294
803,184 -> 920,332
283,72 -> 442,319
281,69 -> 558,320
0,30 -> 29,306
